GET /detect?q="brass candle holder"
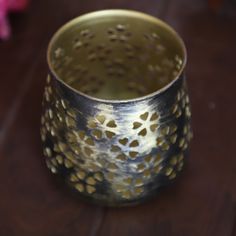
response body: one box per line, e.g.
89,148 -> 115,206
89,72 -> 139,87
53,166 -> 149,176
41,10 -> 192,206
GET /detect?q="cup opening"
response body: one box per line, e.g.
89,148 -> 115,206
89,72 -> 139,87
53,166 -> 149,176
48,10 -> 186,101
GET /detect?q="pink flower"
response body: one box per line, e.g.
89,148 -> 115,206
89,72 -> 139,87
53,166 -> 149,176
0,0 -> 29,40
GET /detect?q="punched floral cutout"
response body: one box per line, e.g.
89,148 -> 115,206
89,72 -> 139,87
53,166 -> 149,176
44,140 -> 82,174
163,153 -> 184,180
65,129 -> 95,158
132,153 -> 164,176
114,176 -> 144,200
73,29 -> 95,51
178,123 -> 192,151
132,111 -> 159,137
171,87 -> 191,119
111,138 -> 140,160
156,123 -> 179,151
69,168 -> 104,195
88,114 -> 117,140
107,24 -> 131,43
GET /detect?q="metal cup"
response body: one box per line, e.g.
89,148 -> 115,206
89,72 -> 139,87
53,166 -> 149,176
41,10 -> 192,206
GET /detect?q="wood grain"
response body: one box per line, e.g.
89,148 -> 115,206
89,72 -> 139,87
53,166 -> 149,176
0,0 -> 235,235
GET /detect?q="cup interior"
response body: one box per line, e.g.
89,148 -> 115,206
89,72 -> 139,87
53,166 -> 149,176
48,10 -> 186,100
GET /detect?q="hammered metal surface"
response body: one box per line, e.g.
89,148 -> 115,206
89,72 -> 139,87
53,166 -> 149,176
41,10 -> 192,206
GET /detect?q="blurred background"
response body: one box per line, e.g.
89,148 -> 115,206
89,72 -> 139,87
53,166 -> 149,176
0,0 -> 236,235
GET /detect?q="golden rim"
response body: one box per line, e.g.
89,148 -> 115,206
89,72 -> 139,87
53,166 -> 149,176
47,9 -> 187,103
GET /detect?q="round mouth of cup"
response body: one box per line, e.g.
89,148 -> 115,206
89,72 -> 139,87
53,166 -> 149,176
47,9 -> 187,102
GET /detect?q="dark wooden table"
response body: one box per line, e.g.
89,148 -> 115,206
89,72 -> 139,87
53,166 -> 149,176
0,0 -> 236,235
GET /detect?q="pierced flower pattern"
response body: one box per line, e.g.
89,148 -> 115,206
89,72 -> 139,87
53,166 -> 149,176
132,153 -> 164,176
44,142 -> 78,174
52,48 -> 73,73
113,176 -> 144,199
66,129 -> 95,158
156,123 -> 179,151
88,114 -> 117,140
178,123 -> 192,151
163,153 -> 185,180
69,168 -> 104,194
107,24 -> 131,43
73,29 -> 95,51
171,86 -> 191,120
111,137 -> 140,160
132,111 -> 159,137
